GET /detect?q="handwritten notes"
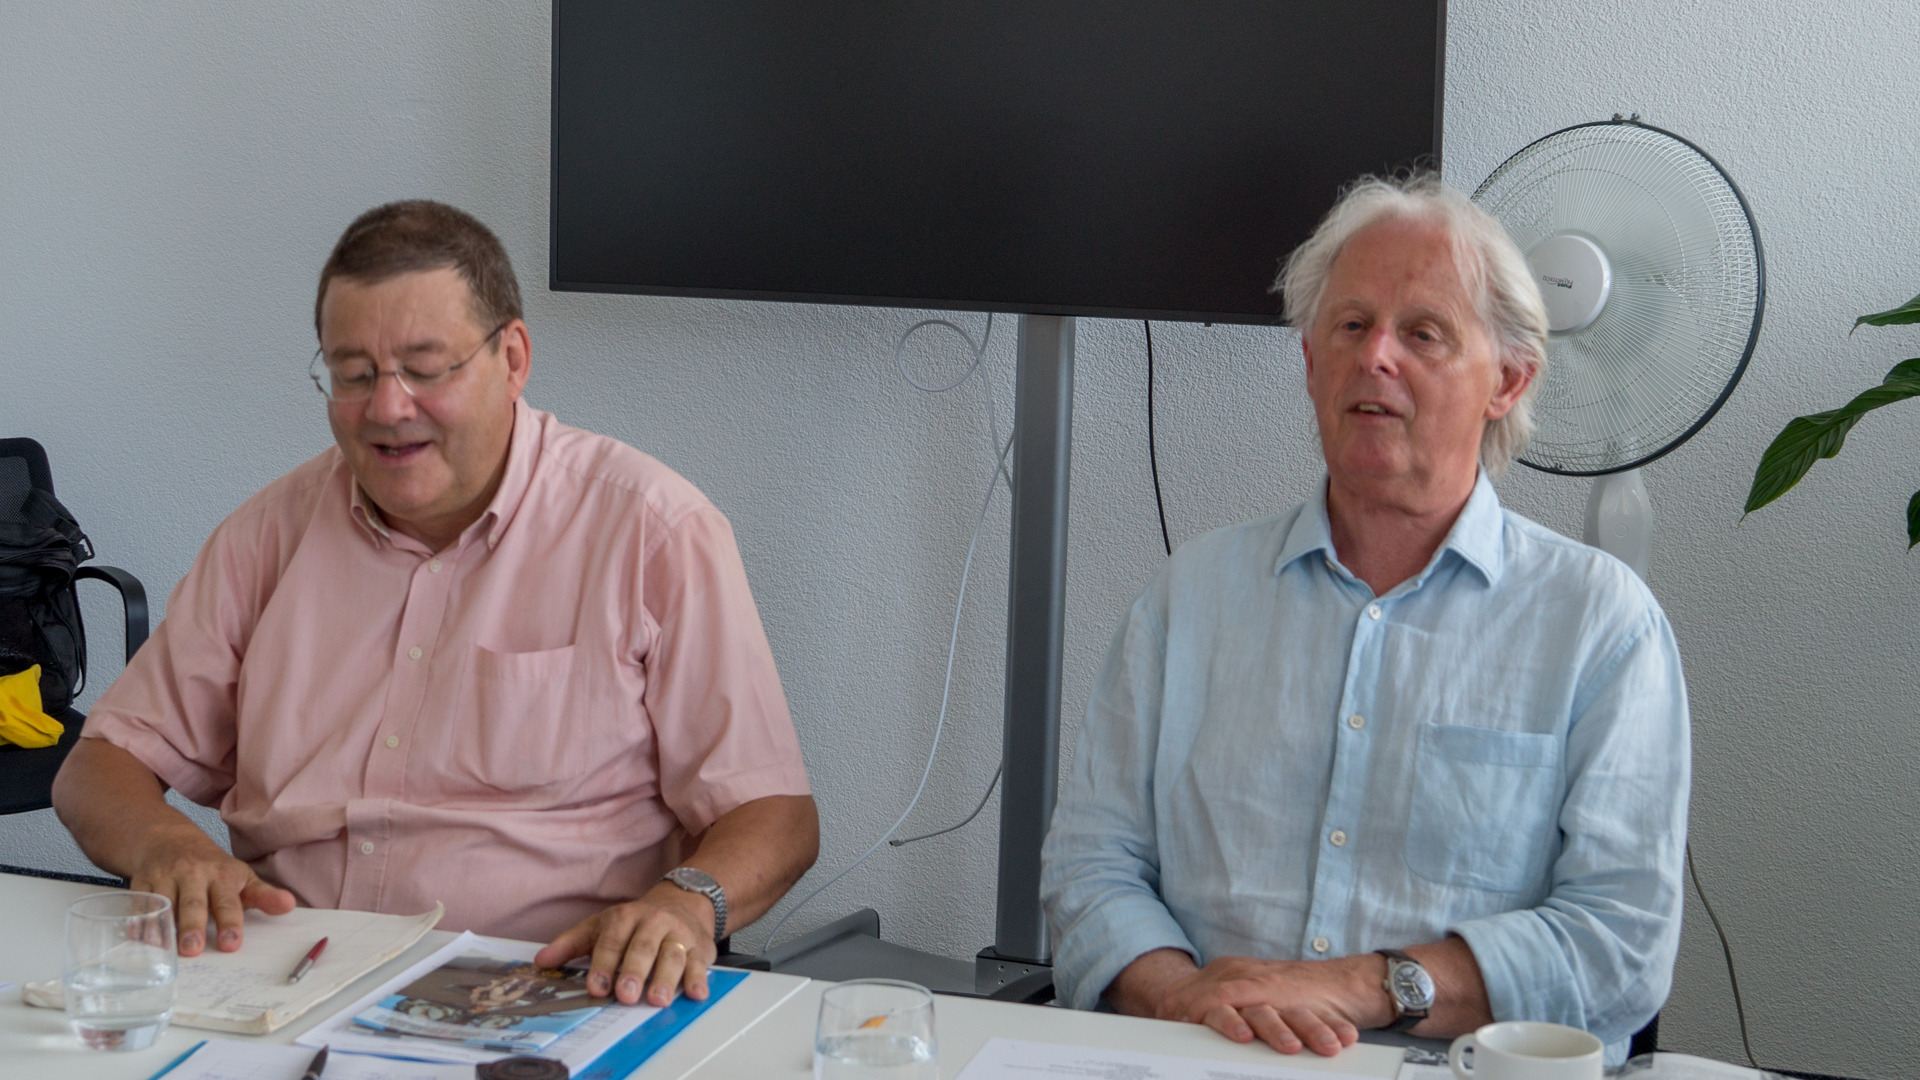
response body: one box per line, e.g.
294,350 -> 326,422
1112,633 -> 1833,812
173,905 -> 443,1034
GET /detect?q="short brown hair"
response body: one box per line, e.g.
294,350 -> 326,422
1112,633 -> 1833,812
315,200 -> 523,336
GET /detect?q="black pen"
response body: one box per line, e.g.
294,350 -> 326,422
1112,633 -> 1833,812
301,1045 -> 329,1079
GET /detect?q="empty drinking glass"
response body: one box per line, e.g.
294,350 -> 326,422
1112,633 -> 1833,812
64,891 -> 177,1051
814,979 -> 937,1080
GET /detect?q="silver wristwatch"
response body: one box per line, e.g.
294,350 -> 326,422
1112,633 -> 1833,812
664,866 -> 728,941
1378,949 -> 1435,1032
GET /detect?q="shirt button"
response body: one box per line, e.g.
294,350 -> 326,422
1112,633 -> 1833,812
1367,604 -> 1382,620
1330,829 -> 1348,847
1311,937 -> 1330,953
428,558 -> 442,573
359,841 -> 375,855
385,734 -> 400,748
408,646 -> 423,661
1348,714 -> 1365,729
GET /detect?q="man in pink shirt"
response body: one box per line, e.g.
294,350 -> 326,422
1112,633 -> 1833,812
52,201 -> 818,1009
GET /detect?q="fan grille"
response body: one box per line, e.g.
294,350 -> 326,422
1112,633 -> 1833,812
1474,121 -> 1761,474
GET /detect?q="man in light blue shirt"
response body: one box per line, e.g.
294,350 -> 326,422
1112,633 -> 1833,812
1041,175 -> 1688,1064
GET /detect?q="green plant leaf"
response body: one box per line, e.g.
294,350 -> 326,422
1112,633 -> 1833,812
1745,366 -> 1920,514
1853,293 -> 1920,334
1887,357 -> 1920,382
1909,489 -> 1920,549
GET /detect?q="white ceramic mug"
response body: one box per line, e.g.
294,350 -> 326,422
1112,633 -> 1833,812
1449,1021 -> 1603,1080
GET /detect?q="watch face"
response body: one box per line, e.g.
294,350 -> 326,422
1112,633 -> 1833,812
669,867 -> 720,892
1391,961 -> 1436,1011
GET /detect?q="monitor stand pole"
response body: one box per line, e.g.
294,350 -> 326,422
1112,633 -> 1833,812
976,313 -> 1073,985
742,315 -> 1073,1002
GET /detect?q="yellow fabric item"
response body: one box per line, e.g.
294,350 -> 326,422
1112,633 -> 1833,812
0,665 -> 63,749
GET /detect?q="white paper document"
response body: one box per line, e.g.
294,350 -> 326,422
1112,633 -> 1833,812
158,1039 -> 473,1080
956,1038 -> 1360,1080
295,931 -> 662,1071
173,904 -> 444,1034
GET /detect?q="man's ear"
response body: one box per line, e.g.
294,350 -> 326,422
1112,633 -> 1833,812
1484,356 -> 1533,420
1301,333 -> 1315,379
501,319 -> 533,398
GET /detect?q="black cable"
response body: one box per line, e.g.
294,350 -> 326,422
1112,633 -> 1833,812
895,321 -> 1175,849
1145,321 -> 1172,557
888,764 -> 1002,847
1687,842 -> 1759,1069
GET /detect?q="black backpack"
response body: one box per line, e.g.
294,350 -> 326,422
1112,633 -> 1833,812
0,484 -> 92,714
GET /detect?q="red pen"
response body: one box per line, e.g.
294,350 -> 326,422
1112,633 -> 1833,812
287,937 -> 329,984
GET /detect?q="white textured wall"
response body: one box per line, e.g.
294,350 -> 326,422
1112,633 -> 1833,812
3,3 -> 1915,1077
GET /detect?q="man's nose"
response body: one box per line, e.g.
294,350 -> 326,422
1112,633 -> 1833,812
1359,325 -> 1403,375
361,370 -> 420,425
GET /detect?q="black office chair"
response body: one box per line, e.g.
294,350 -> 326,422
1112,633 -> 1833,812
0,437 -> 147,817
1630,1012 -> 1659,1057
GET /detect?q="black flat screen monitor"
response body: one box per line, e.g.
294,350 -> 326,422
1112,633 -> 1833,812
551,1 -> 1444,325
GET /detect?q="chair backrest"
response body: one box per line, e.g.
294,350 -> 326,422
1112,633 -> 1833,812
0,438 -> 55,514
0,438 -> 154,819
0,438 -> 87,708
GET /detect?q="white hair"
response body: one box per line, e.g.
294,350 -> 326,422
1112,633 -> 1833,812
1274,173 -> 1550,478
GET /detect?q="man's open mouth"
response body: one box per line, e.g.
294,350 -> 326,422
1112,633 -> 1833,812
373,441 -> 431,460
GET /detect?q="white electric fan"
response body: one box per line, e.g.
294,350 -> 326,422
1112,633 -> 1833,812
1472,116 -> 1765,578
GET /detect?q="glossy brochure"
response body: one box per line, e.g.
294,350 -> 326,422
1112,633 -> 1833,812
350,949 -> 600,1052
297,931 -> 744,1076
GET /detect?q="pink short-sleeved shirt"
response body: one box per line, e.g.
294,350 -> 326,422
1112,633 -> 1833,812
84,400 -> 811,942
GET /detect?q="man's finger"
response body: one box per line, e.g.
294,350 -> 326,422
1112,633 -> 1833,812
1202,1004 -> 1256,1045
1241,1004 -> 1304,1054
613,916 -> 671,1006
641,938 -> 688,1007
590,907 -> 649,1000
207,878 -> 248,952
681,945 -> 711,1002
534,914 -> 601,970
239,878 -> 297,916
172,873 -> 212,957
1277,1006 -> 1342,1057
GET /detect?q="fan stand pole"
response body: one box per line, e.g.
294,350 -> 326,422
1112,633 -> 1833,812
1583,468 -> 1652,581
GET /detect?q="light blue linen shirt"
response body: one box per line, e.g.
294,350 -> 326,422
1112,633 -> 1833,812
1041,474 -> 1689,1060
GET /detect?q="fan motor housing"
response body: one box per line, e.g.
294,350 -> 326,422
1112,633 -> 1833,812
1527,233 -> 1612,335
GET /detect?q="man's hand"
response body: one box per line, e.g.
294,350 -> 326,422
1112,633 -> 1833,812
52,738 -> 296,956
129,825 -> 297,956
1107,948 -> 1392,1057
1106,939 -> 1492,1054
529,795 -> 817,1006
534,796 -> 817,1007
535,882 -> 717,1007
1160,954 -> 1392,1056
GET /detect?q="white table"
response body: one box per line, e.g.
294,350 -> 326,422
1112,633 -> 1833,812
692,977 -> 1407,1079
0,872 -> 808,1080
3,871 -> 1407,1080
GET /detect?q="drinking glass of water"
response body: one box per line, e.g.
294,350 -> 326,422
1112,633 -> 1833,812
814,979 -> 936,1080
64,891 -> 177,1051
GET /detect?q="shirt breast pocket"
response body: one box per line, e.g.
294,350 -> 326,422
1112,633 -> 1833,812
1404,723 -> 1562,893
451,644 -> 590,792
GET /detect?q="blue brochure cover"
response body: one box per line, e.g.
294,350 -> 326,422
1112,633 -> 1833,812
572,967 -> 748,1080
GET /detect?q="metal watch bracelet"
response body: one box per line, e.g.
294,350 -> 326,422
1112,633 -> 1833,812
663,866 -> 727,941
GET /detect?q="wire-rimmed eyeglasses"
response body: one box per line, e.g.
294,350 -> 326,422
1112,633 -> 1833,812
308,322 -> 509,403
